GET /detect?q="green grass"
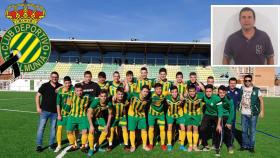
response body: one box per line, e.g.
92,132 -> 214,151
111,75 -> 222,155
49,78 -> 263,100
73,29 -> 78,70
0,91 -> 279,158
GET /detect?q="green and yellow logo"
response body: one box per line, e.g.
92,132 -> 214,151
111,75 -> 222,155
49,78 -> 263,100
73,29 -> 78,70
0,0 -> 50,73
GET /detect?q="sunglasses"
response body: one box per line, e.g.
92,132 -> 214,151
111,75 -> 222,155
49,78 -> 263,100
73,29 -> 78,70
244,80 -> 252,82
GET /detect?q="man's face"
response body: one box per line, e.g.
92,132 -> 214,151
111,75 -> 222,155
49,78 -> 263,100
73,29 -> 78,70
116,91 -> 124,101
113,73 -> 120,82
64,81 -> 71,89
229,80 -> 237,90
50,74 -> 59,83
218,89 -> 226,99
84,74 -> 92,83
141,70 -> 148,79
99,93 -> 107,103
155,86 -> 162,95
171,89 -> 178,99
207,78 -> 214,85
239,11 -> 255,30
126,74 -> 133,82
188,88 -> 196,98
98,77 -> 106,84
205,88 -> 213,98
176,75 -> 183,83
190,75 -> 197,83
75,87 -> 83,97
141,88 -> 149,98
159,72 -> 167,81
244,77 -> 252,87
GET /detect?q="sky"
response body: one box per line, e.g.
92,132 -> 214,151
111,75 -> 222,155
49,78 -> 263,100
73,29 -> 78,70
0,0 -> 279,42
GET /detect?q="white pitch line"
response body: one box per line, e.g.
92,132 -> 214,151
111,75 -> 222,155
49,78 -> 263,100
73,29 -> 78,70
0,108 -> 36,114
56,146 -> 72,158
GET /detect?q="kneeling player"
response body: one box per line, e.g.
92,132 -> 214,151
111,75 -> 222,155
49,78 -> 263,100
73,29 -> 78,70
165,86 -> 187,151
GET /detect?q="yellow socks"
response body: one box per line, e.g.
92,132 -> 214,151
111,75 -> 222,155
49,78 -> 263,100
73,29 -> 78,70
56,126 -> 63,146
167,130 -> 172,145
109,127 -> 115,146
148,127 -> 154,145
193,131 -> 199,147
179,130 -> 186,146
67,132 -> 75,145
187,131 -> 193,147
130,131 -> 136,147
81,133 -> 87,146
141,130 -> 148,147
159,126 -> 166,145
88,133 -> 94,150
122,128 -> 129,145
98,131 -> 108,145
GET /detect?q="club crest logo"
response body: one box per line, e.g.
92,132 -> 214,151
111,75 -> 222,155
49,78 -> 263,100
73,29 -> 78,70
0,0 -> 50,77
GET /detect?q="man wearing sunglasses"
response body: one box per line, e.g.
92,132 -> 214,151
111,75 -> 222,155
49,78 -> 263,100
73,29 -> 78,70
239,74 -> 264,153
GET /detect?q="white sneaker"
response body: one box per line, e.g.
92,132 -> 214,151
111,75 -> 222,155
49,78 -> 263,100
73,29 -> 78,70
54,146 -> 61,153
130,147 -> 136,152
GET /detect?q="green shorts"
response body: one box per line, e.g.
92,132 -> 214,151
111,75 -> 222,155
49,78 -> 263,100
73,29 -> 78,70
94,118 -> 107,131
166,115 -> 185,125
57,116 -> 68,126
148,113 -> 165,126
66,116 -> 88,131
184,114 -> 202,126
111,117 -> 127,127
128,115 -> 147,131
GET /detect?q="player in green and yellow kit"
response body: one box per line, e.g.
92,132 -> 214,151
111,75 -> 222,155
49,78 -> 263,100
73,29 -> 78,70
124,71 -> 137,93
165,86 -> 187,151
184,85 -> 204,151
87,90 -> 113,156
97,71 -> 110,91
127,85 -> 151,152
153,68 -> 172,96
108,71 -> 124,96
66,83 -> 92,153
173,71 -> 187,97
147,83 -> 167,151
54,76 -> 74,152
135,67 -> 153,92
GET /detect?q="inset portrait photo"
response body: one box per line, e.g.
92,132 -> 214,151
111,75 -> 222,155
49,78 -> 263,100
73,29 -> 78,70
211,5 -> 279,66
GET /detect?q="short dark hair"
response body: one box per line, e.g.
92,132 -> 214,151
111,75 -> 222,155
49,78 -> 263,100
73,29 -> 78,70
170,86 -> 178,91
126,70 -> 133,76
239,7 -> 256,20
98,71 -> 106,78
141,85 -> 150,91
218,85 -> 227,91
176,71 -> 183,78
154,83 -> 162,89
141,67 -> 148,71
74,83 -> 83,89
100,89 -> 108,95
50,71 -> 59,77
159,68 -> 167,74
84,71 -> 92,77
113,71 -> 120,75
189,72 -> 196,76
116,87 -> 124,93
63,76 -> 71,82
244,74 -> 253,80
205,84 -> 214,90
207,76 -> 214,80
188,84 -> 196,91
229,77 -> 237,83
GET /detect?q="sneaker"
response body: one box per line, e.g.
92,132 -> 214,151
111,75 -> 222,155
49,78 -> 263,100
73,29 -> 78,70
167,145 -> 173,151
67,146 -> 77,152
49,144 -> 56,150
215,150 -> 220,157
130,146 -> 136,152
36,146 -> 43,152
143,146 -> 151,151
211,146 -> 216,151
188,146 -> 193,152
106,145 -> 113,152
147,144 -> 154,150
249,148 -> 255,153
88,149 -> 94,156
80,146 -> 88,153
179,145 -> 188,151
124,145 -> 130,152
228,147 -> 234,154
161,145 -> 167,151
54,146 -> 61,153
193,146 -> 200,152
200,146 -> 210,151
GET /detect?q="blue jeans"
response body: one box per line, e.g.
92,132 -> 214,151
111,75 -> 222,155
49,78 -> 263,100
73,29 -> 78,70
36,111 -> 57,146
241,114 -> 258,149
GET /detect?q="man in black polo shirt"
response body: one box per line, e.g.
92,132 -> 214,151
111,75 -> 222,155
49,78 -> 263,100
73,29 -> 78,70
35,71 -> 62,152
81,71 -> 101,99
223,7 -> 274,65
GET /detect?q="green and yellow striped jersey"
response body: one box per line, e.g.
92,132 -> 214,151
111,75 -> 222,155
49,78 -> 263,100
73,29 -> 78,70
90,98 -> 111,119
128,82 -> 137,93
56,86 -> 74,116
135,78 -> 153,92
98,81 -> 110,91
176,82 -> 187,96
109,100 -> 128,119
127,92 -> 149,117
149,92 -> 165,116
153,79 -> 173,96
66,92 -> 92,118
165,94 -> 184,118
184,92 -> 204,115
108,81 -> 124,96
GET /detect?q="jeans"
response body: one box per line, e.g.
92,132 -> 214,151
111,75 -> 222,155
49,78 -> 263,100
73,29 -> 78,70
36,110 -> 57,146
241,114 -> 258,149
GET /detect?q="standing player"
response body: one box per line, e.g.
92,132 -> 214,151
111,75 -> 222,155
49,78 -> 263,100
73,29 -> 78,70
173,71 -> 187,98
66,83 -> 92,152
87,90 -> 112,156
97,71 -> 110,91
207,76 -> 218,94
165,86 -> 187,151
184,85 -> 204,152
109,71 -> 124,96
154,68 -> 172,96
124,70 -> 137,93
186,72 -> 205,93
147,83 -> 167,151
81,71 -> 101,98
135,67 -> 153,92
127,85 -> 151,152
54,76 -> 74,152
